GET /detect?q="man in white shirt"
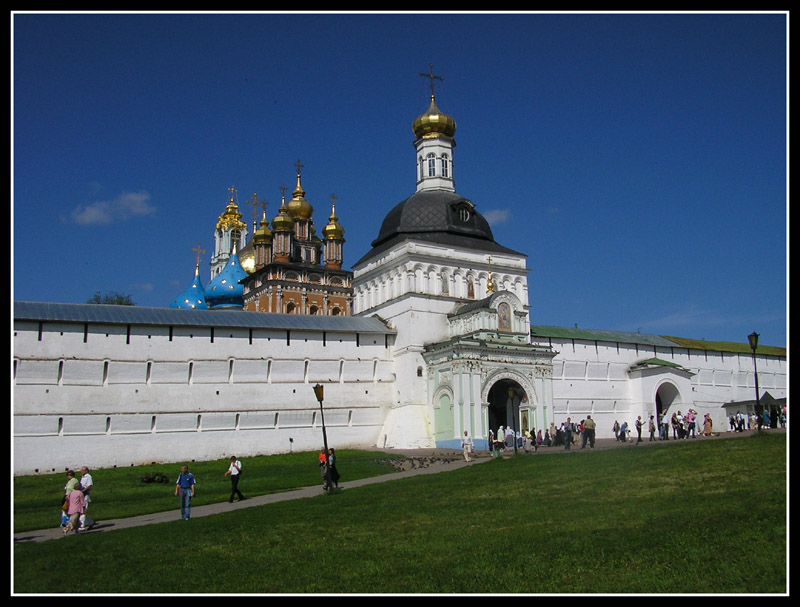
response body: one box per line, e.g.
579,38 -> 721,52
224,456 -> 245,502
79,466 -> 94,530
461,431 -> 474,462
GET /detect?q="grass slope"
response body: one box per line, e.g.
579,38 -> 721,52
13,434 -> 786,594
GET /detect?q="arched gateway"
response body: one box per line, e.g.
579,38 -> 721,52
421,291 -> 556,450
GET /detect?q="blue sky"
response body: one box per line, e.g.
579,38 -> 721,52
12,12 -> 787,347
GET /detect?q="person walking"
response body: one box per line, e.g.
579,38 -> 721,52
703,413 -> 713,436
224,455 -> 245,502
634,416 -> 644,443
62,485 -> 86,535
648,416 -> 657,442
582,415 -> 596,448
563,418 -> 574,451
78,466 -> 94,531
461,430 -> 474,462
175,464 -> 196,520
319,448 -> 329,490
328,448 -> 341,488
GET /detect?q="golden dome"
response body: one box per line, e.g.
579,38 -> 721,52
272,195 -> 294,232
216,189 -> 247,231
253,212 -> 273,243
323,200 -> 345,240
412,95 -> 457,139
286,171 -> 314,219
239,240 -> 255,274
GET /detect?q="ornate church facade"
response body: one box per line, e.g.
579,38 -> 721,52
12,78 -> 786,474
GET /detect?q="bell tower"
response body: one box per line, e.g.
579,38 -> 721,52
413,64 -> 457,193
210,187 -> 248,279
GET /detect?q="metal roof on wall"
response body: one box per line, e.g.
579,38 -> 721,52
530,324 -> 785,356
13,301 -> 395,334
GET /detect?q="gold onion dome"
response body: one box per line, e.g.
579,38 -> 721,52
216,192 -> 246,231
286,172 -> 313,219
253,212 -> 272,243
412,95 -> 457,139
272,195 -> 294,232
323,203 -> 345,240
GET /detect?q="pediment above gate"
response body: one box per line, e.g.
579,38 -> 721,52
447,290 -> 527,338
628,357 -> 695,379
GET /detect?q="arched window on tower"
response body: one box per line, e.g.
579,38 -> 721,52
427,153 -> 436,177
418,156 -> 424,181
441,154 -> 449,178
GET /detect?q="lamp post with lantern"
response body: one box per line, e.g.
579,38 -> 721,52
747,332 -> 762,431
312,383 -> 332,490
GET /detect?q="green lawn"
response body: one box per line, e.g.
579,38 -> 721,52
13,449 -> 398,533
13,433 -> 787,594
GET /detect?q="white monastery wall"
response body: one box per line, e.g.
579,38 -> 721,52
13,318 -> 396,475
543,336 -> 786,439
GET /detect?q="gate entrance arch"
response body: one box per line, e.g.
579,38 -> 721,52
484,371 -> 537,448
655,381 -> 680,419
487,379 -> 525,440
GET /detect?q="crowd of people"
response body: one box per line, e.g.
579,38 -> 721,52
487,415 -> 599,455
729,407 -> 786,432
484,406 -> 786,457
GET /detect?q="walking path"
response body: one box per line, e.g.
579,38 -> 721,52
14,429 -> 780,545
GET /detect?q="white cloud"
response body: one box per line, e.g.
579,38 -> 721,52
130,283 -> 155,293
69,191 -> 156,226
482,209 -> 511,226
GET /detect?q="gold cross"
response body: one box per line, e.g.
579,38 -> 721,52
294,159 -> 304,176
419,63 -> 443,97
228,186 -> 237,201
192,241 -> 206,266
246,192 -> 265,224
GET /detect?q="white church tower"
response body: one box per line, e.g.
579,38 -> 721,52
209,186 -> 249,280
353,67 -> 552,450
414,64 -> 457,193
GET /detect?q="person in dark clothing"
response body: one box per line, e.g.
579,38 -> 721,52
224,455 -> 245,502
328,448 -> 341,488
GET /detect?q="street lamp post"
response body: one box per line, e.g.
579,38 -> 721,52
747,332 -> 761,431
313,383 -> 332,490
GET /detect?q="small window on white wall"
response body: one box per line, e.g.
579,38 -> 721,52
441,154 -> 449,178
427,153 -> 436,177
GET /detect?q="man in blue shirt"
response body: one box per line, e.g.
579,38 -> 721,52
175,465 -> 196,520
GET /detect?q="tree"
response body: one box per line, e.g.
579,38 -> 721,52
86,291 -> 135,306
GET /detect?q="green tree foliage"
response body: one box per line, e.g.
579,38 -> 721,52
86,291 -> 135,305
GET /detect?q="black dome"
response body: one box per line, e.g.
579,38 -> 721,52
354,190 -> 524,267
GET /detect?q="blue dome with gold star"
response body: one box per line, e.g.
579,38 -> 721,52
205,248 -> 247,309
170,265 -> 208,310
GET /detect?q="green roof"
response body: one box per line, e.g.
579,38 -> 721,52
531,325 -> 676,347
632,357 -> 683,369
531,325 -> 785,357
660,336 -> 786,357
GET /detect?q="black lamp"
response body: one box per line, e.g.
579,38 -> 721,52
747,332 -> 762,431
313,384 -> 332,488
